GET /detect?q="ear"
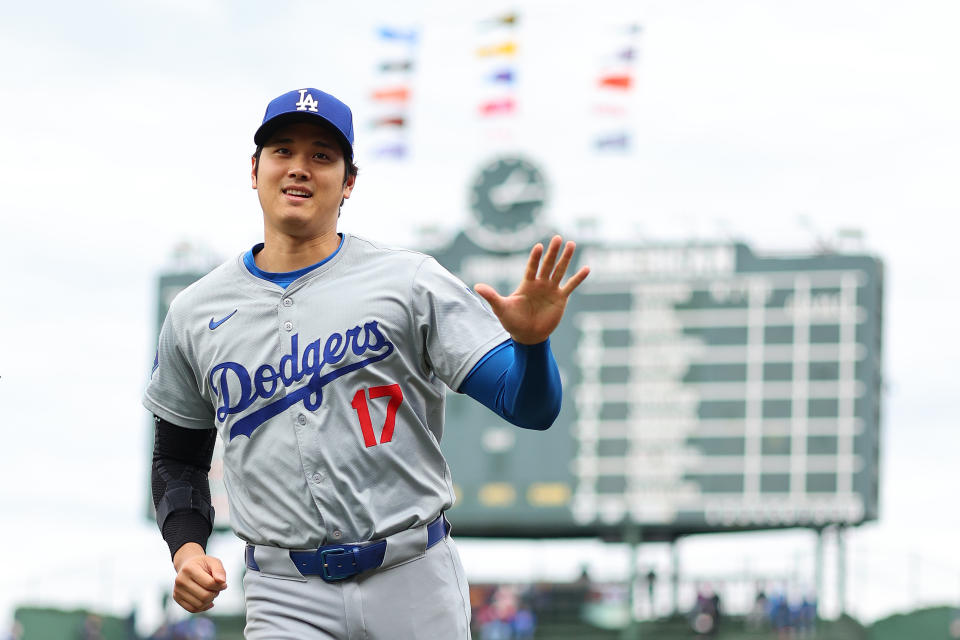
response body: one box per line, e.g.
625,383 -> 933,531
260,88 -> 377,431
342,173 -> 356,200
250,156 -> 258,189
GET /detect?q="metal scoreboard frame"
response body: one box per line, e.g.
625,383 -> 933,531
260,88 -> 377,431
431,235 -> 883,540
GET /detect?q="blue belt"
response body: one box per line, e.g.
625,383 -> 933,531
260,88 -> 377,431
245,515 -> 449,583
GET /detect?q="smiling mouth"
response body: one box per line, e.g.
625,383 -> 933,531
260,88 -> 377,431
282,187 -> 313,198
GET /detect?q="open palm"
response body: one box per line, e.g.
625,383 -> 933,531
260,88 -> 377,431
474,235 -> 590,345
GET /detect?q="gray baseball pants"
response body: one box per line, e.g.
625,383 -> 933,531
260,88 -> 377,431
243,537 -> 472,639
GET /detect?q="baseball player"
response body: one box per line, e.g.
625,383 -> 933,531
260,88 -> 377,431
145,87 -> 589,639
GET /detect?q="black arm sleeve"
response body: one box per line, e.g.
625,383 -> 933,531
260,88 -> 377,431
151,415 -> 217,559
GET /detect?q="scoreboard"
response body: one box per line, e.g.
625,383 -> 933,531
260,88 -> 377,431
432,236 -> 883,539
148,235 -> 883,540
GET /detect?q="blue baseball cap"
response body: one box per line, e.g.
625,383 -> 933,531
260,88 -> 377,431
254,88 -> 354,159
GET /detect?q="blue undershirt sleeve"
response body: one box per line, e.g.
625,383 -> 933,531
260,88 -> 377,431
458,338 -> 562,431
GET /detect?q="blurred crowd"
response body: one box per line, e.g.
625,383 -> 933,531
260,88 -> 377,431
147,618 -> 216,640
689,585 -> 722,636
687,582 -> 818,638
746,586 -> 817,638
470,584 -> 538,640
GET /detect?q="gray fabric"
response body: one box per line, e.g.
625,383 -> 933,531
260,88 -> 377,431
251,545 -> 307,583
143,234 -> 508,548
379,518 -> 429,569
243,537 -> 472,640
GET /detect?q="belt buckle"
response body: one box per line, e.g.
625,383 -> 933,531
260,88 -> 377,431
319,547 -> 358,582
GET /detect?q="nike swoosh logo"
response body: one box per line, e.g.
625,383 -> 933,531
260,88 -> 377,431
209,310 -> 238,330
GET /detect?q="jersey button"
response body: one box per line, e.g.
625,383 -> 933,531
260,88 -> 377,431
311,472 -> 324,483
282,298 -> 293,307
283,321 -> 293,331
297,414 -> 306,425
332,530 -> 342,539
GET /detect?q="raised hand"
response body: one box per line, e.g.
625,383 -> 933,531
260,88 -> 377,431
474,235 -> 590,345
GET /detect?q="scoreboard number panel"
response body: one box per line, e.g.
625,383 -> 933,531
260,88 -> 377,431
434,239 -> 883,540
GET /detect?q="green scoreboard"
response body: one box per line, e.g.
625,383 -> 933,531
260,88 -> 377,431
432,235 -> 884,540
148,227 -> 883,540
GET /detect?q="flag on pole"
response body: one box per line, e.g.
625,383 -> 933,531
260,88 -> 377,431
377,26 -> 418,43
371,87 -> 411,102
599,74 -> 632,90
489,68 -> 516,84
379,60 -> 414,72
479,97 -> 516,116
595,133 -> 630,150
476,41 -> 518,58
480,12 -> 518,27
372,116 -> 406,128
375,143 -> 408,158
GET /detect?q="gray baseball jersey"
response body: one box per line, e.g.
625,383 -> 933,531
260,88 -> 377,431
143,233 -> 508,548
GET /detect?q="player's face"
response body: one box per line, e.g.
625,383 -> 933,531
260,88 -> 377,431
251,121 -> 355,237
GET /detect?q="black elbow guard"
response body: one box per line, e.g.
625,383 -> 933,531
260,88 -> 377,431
152,417 -> 218,550
155,480 -> 216,532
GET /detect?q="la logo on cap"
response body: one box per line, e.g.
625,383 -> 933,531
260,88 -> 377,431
296,89 -> 319,113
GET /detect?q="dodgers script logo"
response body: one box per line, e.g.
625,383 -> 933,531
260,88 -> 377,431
210,321 -> 394,440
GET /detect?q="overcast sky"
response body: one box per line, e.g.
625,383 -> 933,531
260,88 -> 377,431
1,0 -> 958,634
